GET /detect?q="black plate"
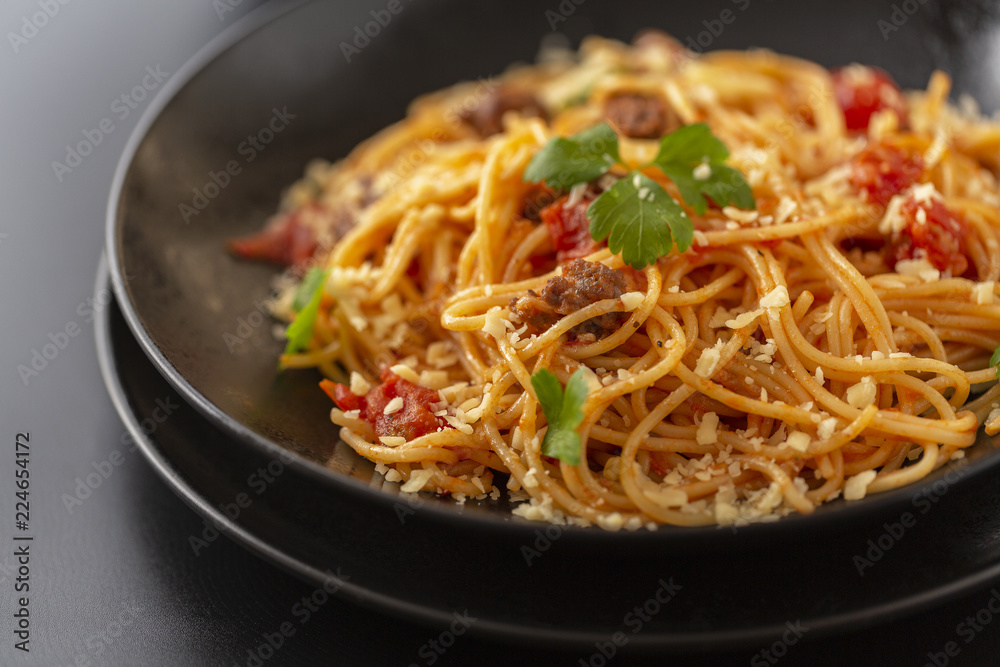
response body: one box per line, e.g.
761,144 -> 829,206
100,0 -> 1000,648
96,259 -> 1000,649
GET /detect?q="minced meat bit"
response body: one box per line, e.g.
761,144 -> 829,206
460,85 -> 547,137
509,259 -> 629,340
604,91 -> 677,139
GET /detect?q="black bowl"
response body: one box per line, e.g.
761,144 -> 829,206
102,0 -> 1000,647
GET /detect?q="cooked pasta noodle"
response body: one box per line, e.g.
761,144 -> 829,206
235,33 -> 1000,529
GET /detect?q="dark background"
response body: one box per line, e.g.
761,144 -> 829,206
1,0 -> 1000,665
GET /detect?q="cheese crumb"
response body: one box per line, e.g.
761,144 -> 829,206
784,431 -> 811,453
726,308 -> 763,330
482,307 -> 508,339
696,412 -> 719,445
390,363 -> 421,384
895,257 -> 940,282
620,291 -> 644,310
349,372 -> 371,395
401,468 -> 435,493
843,470 -> 878,500
974,281 -> 995,305
846,376 -> 877,408
695,347 -> 721,377
378,436 -> 406,447
760,285 -> 790,309
693,162 -> 712,181
383,397 -> 404,415
818,417 -> 838,441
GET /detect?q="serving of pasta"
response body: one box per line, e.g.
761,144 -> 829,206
231,32 -> 1000,530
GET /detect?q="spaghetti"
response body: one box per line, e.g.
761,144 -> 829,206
234,33 -> 1000,529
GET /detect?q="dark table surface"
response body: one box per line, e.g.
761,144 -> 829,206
2,1 -> 1000,665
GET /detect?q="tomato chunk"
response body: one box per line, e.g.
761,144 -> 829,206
849,143 -> 924,206
832,65 -> 908,131
228,206 -> 318,270
539,194 -> 603,263
321,369 -> 446,441
886,196 -> 970,277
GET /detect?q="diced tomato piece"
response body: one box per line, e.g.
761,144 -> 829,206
832,65 -> 908,131
886,197 -> 970,277
321,369 -> 447,441
228,206 -> 319,270
539,194 -> 603,263
849,143 -> 924,206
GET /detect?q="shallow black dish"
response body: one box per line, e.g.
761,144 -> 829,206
102,0 -> 1000,648
97,260 -> 1000,649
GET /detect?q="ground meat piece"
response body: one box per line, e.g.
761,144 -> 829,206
510,259 -> 629,340
604,91 -> 676,139
461,85 -> 547,137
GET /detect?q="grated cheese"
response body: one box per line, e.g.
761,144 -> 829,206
818,417 -> 838,441
696,412 -> 719,445
695,347 -> 721,377
401,468 -> 435,493
378,436 -> 406,447
974,281 -> 995,305
620,291 -> 644,310
843,470 -> 877,500
784,431 -> 811,453
895,257 -> 940,283
846,376 -> 877,408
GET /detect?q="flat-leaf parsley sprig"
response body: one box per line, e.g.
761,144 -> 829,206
530,368 -> 589,465
524,122 -> 756,269
282,266 -> 330,359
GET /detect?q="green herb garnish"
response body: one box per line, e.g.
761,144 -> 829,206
530,368 -> 589,465
524,122 -> 755,269
991,345 -> 1000,381
283,268 -> 329,357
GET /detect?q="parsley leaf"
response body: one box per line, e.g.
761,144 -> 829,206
283,269 -> 329,357
650,123 -> 756,215
293,267 -> 326,311
522,121 -> 755,270
523,123 -> 622,190
531,368 -> 589,465
991,345 -> 1000,381
587,172 -> 692,270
